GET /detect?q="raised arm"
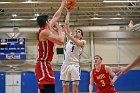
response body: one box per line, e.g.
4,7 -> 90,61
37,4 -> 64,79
49,0 -> 66,28
65,32 -> 86,47
64,11 -> 70,34
64,12 -> 86,47
40,23 -> 64,45
89,70 -> 94,93
121,54 -> 140,74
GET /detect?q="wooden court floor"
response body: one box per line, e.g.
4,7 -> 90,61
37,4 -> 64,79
57,91 -> 140,93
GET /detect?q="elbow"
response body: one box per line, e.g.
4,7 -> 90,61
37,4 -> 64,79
58,40 -> 64,45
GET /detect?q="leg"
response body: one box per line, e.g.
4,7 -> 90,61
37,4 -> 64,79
72,81 -> 79,93
96,89 -> 102,93
38,84 -> 46,93
71,65 -> 80,93
43,84 -> 55,93
40,89 -> 46,93
62,81 -> 69,93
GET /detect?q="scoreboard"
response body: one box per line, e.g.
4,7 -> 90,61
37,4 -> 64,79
0,38 -> 26,60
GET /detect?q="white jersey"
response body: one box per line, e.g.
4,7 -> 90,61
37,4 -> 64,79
63,40 -> 85,65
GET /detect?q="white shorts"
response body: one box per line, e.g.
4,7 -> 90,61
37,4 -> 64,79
60,64 -> 81,81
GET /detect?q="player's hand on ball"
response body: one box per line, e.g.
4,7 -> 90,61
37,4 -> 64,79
66,0 -> 77,11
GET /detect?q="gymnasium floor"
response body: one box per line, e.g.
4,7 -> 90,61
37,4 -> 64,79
117,91 -> 140,93
57,91 -> 140,93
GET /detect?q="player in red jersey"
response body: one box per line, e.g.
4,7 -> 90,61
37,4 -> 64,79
89,55 -> 118,93
35,0 -> 66,93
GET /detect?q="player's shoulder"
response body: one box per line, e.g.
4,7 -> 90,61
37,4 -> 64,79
105,65 -> 111,69
39,29 -> 53,41
90,70 -> 93,75
40,29 -> 52,36
105,65 -> 109,68
105,65 -> 112,73
68,40 -> 72,44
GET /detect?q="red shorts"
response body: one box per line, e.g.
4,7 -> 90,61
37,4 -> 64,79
96,86 -> 116,93
35,61 -> 55,86
38,84 -> 44,89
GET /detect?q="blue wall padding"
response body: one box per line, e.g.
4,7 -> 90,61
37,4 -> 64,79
79,71 -> 90,92
55,70 -> 140,92
115,70 -> 140,91
1,70 -> 140,93
0,72 -> 5,93
54,71 -> 63,92
21,71 -> 38,93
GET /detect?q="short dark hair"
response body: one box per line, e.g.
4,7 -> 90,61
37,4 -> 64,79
37,15 -> 49,28
94,55 -> 103,60
76,29 -> 83,36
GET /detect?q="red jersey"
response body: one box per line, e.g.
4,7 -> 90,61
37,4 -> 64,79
37,28 -> 54,61
92,64 -> 112,89
35,28 -> 55,85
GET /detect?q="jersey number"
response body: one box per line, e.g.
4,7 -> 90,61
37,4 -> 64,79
100,80 -> 105,87
71,46 -> 75,52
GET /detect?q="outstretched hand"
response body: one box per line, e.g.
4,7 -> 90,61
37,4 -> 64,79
119,66 -> 129,74
116,66 -> 129,77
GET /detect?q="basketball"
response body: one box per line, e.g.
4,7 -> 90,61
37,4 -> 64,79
66,0 -> 77,10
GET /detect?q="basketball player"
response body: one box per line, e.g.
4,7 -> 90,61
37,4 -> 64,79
60,11 -> 86,93
35,0 -> 66,93
120,54 -> 140,74
89,55 -> 118,93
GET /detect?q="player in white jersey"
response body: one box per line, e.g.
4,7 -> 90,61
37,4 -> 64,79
63,39 -> 84,65
60,11 -> 86,93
